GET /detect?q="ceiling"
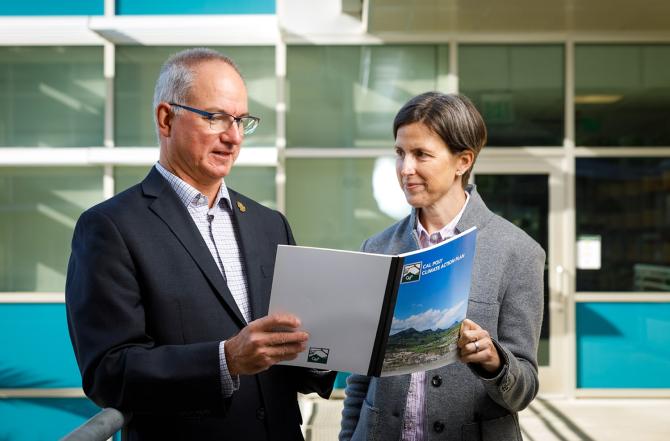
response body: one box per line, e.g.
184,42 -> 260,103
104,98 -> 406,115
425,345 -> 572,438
367,0 -> 670,34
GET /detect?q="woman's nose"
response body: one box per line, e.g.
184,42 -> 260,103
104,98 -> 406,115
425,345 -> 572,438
399,158 -> 415,176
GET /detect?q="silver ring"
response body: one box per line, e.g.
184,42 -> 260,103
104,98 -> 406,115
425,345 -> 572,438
474,341 -> 480,352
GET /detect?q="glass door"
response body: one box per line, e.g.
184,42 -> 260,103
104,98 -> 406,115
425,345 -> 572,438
473,155 -> 568,394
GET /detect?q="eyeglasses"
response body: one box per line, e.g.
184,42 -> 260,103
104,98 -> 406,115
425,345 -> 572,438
169,103 -> 260,135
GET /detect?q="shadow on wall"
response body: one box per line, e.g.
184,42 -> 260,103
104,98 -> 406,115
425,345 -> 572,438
575,305 -> 623,336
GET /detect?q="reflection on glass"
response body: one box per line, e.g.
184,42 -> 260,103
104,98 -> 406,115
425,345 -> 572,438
372,156 -> 411,221
115,165 -> 277,209
459,45 -> 564,146
0,47 -> 104,147
475,175 -> 550,365
0,167 -> 104,291
576,45 -> 670,146
286,158 -> 410,250
287,45 -> 444,148
115,46 -> 276,147
576,158 -> 670,291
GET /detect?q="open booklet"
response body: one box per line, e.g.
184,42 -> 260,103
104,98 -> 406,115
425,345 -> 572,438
268,226 -> 477,377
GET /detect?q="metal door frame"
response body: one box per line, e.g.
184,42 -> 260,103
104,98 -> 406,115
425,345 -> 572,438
473,151 -> 570,395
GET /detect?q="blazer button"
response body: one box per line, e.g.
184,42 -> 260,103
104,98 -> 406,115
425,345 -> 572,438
431,375 -> 442,387
433,421 -> 445,433
256,407 -> 266,420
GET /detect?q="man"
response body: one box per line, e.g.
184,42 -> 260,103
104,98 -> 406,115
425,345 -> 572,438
66,48 -> 335,440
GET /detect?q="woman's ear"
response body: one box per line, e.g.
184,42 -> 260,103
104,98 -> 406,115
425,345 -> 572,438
458,150 -> 475,174
156,103 -> 172,138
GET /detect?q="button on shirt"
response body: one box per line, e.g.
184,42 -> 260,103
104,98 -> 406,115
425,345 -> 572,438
401,191 -> 470,441
155,162 -> 248,397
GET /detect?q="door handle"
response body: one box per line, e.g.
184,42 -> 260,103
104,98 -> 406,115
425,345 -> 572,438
555,265 -> 568,300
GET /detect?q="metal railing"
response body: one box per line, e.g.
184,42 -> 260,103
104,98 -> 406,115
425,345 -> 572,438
60,408 -> 131,441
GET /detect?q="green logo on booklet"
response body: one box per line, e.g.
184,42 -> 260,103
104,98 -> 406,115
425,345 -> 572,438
307,347 -> 330,364
401,262 -> 421,283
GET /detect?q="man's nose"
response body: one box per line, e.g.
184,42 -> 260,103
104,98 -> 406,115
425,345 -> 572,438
221,121 -> 243,144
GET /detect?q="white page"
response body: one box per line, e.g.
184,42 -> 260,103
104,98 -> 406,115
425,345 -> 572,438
269,245 -> 393,374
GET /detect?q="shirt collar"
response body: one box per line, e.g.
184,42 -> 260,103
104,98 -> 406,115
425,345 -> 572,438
415,190 -> 470,243
154,162 -> 231,209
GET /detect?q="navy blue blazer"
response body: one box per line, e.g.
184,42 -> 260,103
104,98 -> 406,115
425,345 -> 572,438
66,166 -> 334,441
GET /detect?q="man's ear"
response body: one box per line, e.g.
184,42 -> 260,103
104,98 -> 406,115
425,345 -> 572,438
156,103 -> 173,138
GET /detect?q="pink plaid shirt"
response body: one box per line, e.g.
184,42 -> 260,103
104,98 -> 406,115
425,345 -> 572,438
401,192 -> 469,441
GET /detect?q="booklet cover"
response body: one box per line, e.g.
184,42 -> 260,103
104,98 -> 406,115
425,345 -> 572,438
268,226 -> 477,377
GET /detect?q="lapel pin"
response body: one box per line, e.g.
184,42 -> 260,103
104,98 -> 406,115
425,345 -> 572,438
236,201 -> 247,213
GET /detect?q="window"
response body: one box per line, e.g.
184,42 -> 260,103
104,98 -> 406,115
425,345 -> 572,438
459,45 -> 564,146
0,167 -> 104,292
576,158 -> 670,291
0,47 -> 104,147
287,45 -> 445,148
286,158 -> 409,250
115,46 -> 276,147
575,45 -> 670,146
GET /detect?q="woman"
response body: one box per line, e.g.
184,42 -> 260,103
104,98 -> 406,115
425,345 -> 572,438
340,92 -> 545,441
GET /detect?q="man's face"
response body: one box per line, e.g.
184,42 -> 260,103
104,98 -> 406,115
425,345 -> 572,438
161,60 -> 248,188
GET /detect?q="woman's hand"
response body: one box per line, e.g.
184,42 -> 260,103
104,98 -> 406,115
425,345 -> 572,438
457,319 -> 502,374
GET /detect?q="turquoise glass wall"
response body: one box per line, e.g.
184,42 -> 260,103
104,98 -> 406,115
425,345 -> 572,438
0,399 -> 100,441
0,0 -> 273,17
116,0 -> 275,15
576,302 -> 670,388
0,304 -> 97,439
0,304 -> 82,388
0,1 -> 103,15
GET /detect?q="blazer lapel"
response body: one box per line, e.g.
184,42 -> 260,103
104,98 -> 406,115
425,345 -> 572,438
142,168 -> 247,327
227,191 -> 267,321
455,184 -> 494,234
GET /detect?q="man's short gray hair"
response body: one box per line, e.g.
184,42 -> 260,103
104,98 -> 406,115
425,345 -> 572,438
153,48 -> 242,139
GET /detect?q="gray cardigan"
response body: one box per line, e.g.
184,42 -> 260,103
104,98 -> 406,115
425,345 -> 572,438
340,185 -> 545,441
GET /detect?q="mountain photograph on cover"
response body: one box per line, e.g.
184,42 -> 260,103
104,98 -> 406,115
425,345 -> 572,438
381,239 -> 472,375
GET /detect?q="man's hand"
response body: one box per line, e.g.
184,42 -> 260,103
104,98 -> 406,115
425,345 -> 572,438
457,318 -> 502,374
225,313 -> 308,376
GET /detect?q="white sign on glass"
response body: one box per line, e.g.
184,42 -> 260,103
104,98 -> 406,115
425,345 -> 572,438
577,235 -> 602,270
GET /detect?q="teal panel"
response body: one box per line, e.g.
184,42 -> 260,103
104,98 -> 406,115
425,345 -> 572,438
334,372 -> 350,389
116,0 -> 275,15
0,399 -> 100,441
0,1 -> 103,15
576,302 -> 670,388
0,304 -> 82,388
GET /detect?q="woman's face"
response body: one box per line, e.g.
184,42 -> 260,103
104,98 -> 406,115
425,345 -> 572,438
395,122 -> 468,209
